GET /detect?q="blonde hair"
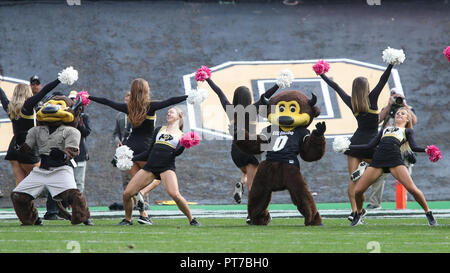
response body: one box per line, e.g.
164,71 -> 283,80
170,106 -> 184,131
351,77 -> 370,113
397,106 -> 413,129
127,78 -> 150,127
8,84 -> 33,119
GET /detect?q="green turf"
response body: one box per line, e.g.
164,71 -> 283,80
0,218 -> 449,253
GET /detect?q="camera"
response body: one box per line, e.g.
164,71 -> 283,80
394,96 -> 404,105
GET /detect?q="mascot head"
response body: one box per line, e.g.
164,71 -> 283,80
267,91 -> 320,132
36,94 -> 82,127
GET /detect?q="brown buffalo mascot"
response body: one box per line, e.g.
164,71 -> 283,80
234,90 -> 326,226
11,95 -> 91,225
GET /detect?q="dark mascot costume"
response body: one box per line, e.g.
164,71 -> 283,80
11,95 -> 91,225
234,90 -> 326,226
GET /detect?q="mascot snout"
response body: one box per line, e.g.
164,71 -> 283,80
278,116 -> 294,126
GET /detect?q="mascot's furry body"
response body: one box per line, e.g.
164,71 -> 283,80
235,90 -> 326,226
11,95 -> 91,225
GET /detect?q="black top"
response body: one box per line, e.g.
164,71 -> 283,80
0,79 -> 60,144
205,78 -> 279,136
350,127 -> 425,153
133,126 -> 185,166
264,126 -> 311,167
90,94 -> 187,152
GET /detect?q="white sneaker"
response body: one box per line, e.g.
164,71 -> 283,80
351,161 -> 368,182
233,182 -> 244,204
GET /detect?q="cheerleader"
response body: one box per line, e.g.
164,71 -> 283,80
349,107 -> 439,226
197,68 -> 289,204
0,77 -> 60,185
319,63 -> 394,221
88,78 -> 189,224
118,107 -> 200,226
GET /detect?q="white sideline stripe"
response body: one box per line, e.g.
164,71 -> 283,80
1,209 -> 450,220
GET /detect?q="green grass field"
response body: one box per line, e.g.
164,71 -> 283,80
0,217 -> 449,253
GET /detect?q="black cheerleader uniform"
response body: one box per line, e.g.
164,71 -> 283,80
320,64 -> 393,159
0,79 -> 60,164
350,126 -> 425,173
133,126 -> 185,180
89,95 -> 187,156
205,78 -> 280,168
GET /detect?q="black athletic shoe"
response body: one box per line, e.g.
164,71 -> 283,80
348,211 -> 355,222
118,218 -> 133,225
351,212 -> 363,226
137,216 -> 153,225
426,211 -> 438,226
34,217 -> 43,225
190,218 -> 201,226
361,208 -> 367,218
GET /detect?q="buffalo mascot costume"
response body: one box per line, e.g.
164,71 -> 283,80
11,94 -> 91,225
234,90 -> 326,226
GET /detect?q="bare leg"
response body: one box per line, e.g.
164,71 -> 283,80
354,167 -> 383,213
138,179 -> 161,217
390,165 -> 430,213
128,161 -> 150,217
140,180 -> 161,195
10,160 -> 26,186
122,169 -> 155,221
160,170 -> 193,223
129,161 -> 146,178
20,162 -> 40,177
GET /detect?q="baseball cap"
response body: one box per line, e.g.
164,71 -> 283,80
30,75 -> 41,85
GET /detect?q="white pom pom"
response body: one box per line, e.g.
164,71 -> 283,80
333,136 -> 351,153
115,145 -> 133,158
187,88 -> 208,105
114,145 -> 134,170
58,66 -> 78,85
116,158 -> 133,171
276,69 -> 294,89
382,47 -> 406,65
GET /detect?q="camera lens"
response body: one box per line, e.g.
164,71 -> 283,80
395,96 -> 403,105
